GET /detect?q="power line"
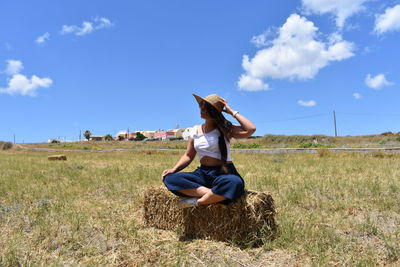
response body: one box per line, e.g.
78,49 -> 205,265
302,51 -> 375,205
254,113 -> 330,124
336,112 -> 400,117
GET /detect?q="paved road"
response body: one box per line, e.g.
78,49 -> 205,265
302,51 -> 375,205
25,147 -> 400,154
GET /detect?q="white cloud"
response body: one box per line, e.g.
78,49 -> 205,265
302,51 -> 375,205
327,32 -> 343,44
61,22 -> 93,36
374,5 -> 400,34
237,14 -> 355,91
4,60 -> 23,75
95,17 -> 112,29
0,74 -> 52,96
250,28 -> 274,48
301,0 -> 368,29
298,100 -> 317,107
61,25 -> 76,34
237,74 -> 270,91
0,60 -> 52,96
352,92 -> 362,99
35,32 -> 50,45
365,73 -> 394,90
78,22 -> 94,36
61,17 -> 113,36
251,33 -> 268,48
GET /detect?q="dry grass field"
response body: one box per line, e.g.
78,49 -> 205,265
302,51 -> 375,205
1,149 -> 399,266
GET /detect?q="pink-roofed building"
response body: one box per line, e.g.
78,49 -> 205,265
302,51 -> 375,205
154,131 -> 175,140
127,132 -> 137,140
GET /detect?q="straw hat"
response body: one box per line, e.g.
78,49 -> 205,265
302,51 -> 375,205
192,94 -> 225,113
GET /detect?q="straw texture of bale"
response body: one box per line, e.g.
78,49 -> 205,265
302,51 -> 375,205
48,155 -> 67,161
143,186 -> 276,246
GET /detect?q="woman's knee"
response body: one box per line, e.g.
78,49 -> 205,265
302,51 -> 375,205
231,176 -> 245,190
216,174 -> 244,189
211,174 -> 245,203
163,173 -> 182,187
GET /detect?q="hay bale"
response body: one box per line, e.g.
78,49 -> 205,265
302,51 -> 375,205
48,155 -> 67,161
143,186 -> 277,246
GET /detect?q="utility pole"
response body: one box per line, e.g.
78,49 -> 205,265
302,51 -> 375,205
333,110 -> 337,137
79,130 -> 81,141
13,134 -> 15,144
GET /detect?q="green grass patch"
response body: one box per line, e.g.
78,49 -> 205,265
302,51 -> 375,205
232,143 -> 261,149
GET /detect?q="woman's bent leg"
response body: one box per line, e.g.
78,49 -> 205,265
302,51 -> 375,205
177,186 -> 211,197
211,173 -> 245,204
197,190 -> 228,205
163,169 -> 209,197
163,166 -> 244,206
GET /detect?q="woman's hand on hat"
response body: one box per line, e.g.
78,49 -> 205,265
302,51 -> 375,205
220,98 -> 234,115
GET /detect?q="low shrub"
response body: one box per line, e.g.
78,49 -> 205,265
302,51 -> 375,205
381,131 -> 394,136
134,132 -> 146,141
104,134 -> 114,141
169,137 -> 184,141
379,140 -> 387,145
232,143 -> 261,149
0,141 -> 13,150
167,145 -> 186,150
298,143 -> 324,148
262,134 -> 330,145
371,151 -> 395,158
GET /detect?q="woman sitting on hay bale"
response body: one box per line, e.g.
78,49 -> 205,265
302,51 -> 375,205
161,93 -> 256,208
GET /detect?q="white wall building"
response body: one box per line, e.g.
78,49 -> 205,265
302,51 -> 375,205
182,127 -> 196,140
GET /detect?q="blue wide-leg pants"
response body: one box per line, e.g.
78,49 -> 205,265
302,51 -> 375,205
163,163 -> 245,204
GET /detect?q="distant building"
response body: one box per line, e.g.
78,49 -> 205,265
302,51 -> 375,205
141,130 -> 156,138
115,128 -> 187,141
169,128 -> 185,138
154,131 -> 175,140
47,138 -> 61,143
90,136 -> 104,141
127,132 -> 137,140
182,127 -> 195,140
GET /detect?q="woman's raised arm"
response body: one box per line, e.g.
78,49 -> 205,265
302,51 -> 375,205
220,98 -> 256,139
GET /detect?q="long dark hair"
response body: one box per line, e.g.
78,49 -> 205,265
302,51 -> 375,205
203,101 -> 233,173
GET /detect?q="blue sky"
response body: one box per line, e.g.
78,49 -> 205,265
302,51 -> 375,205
1,0 -> 399,143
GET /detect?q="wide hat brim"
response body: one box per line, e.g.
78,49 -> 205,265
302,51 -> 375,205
192,93 -> 224,113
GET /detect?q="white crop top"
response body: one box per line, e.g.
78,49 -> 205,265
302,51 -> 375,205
189,125 -> 231,161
